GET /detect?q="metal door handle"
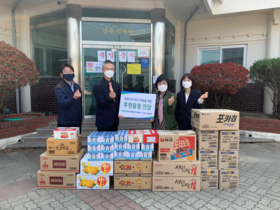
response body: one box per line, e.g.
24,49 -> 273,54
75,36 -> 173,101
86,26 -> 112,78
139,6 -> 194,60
121,64 -> 127,91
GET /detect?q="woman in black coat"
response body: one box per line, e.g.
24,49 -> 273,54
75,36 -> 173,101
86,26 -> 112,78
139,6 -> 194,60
175,73 -> 208,130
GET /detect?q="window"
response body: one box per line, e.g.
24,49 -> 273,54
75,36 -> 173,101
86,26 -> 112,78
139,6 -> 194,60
165,19 -> 175,79
198,45 -> 247,67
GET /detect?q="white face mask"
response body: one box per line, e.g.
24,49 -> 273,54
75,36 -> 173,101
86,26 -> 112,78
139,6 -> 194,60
104,70 -> 114,78
182,81 -> 192,89
158,85 -> 168,92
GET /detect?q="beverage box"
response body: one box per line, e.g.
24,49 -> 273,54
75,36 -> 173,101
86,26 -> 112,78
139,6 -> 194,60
99,132 -> 115,145
87,153 -> 101,161
157,130 -> 197,162
80,155 -> 113,176
114,174 -> 152,190
126,143 -> 140,152
128,130 -> 143,143
100,152 -> 114,161
87,144 -> 101,153
139,151 -> 152,160
193,128 -> 218,150
37,170 -> 76,189
126,151 -> 140,160
115,130 -> 128,143
114,143 -> 127,151
47,135 -> 82,156
142,130 -> 158,143
100,144 -> 115,152
219,170 -> 239,189
191,109 -> 240,130
54,127 -> 79,139
218,150 -> 239,170
141,143 -> 154,152
114,159 -> 152,174
76,174 -> 110,190
198,150 -> 218,169
40,149 -> 85,172
152,177 -> 200,192
114,151 -> 127,159
87,131 -> 104,143
201,169 -> 219,190
153,159 -> 201,177
219,131 -> 240,150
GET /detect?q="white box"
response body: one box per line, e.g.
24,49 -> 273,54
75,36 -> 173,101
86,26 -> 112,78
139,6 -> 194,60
100,144 -> 114,152
128,130 -> 144,143
87,131 -> 104,143
115,130 -> 128,143
100,152 -> 114,161
87,153 -> 101,161
139,151 -> 152,159
141,143 -> 154,152
127,143 -> 140,152
54,127 -> 79,140
126,151 -> 140,160
114,151 -> 127,159
114,143 -> 127,151
76,174 -> 110,189
87,144 -> 101,153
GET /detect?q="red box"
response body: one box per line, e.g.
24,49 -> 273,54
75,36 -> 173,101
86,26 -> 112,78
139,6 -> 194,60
142,130 -> 159,143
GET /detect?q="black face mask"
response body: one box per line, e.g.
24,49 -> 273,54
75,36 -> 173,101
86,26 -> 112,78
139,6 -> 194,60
63,74 -> 74,81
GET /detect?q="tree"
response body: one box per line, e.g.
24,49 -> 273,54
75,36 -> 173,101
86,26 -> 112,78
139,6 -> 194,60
250,58 -> 280,118
0,41 -> 39,119
191,62 -> 249,109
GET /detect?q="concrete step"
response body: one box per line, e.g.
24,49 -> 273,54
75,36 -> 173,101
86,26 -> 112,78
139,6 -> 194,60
48,119 -> 151,126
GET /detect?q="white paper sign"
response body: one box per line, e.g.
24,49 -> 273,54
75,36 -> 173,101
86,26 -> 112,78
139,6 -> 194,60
119,91 -> 156,120
86,62 -> 103,73
138,49 -> 150,58
107,51 -> 115,62
127,51 -> 135,63
153,76 -> 158,84
119,51 -> 127,62
98,51 -> 106,62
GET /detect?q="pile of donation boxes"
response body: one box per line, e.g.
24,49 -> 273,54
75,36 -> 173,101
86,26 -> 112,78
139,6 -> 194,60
36,109 -> 240,191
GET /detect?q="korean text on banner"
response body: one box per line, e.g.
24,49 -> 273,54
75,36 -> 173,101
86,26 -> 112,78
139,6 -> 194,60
107,51 -> 115,62
119,51 -> 126,62
119,91 -> 156,120
98,51 -> 106,62
127,64 -> 141,75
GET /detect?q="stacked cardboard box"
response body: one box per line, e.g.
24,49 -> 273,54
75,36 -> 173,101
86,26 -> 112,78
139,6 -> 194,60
37,127 -> 84,189
191,109 -> 240,190
152,130 -> 201,191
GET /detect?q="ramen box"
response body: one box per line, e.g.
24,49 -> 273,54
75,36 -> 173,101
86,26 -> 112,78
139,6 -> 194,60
142,130 -> 159,143
218,150 -> 239,170
37,170 -> 76,189
152,176 -> 200,192
198,150 -> 218,169
114,174 -> 152,190
219,131 -> 240,150
54,127 -> 79,139
191,109 -> 240,130
128,130 -> 143,143
201,169 -> 219,190
40,149 -> 85,172
157,130 -> 197,162
193,128 -> 218,150
80,155 -> 113,176
219,170 -> 239,189
76,174 -> 110,190
114,159 -> 152,174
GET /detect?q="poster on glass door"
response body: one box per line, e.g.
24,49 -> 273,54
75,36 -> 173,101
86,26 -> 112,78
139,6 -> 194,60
119,51 -> 126,62
86,62 -> 102,73
98,51 -> 106,62
107,51 -> 115,62
127,51 -> 135,62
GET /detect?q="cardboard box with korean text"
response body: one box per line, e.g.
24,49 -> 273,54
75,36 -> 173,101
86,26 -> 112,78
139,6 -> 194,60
193,127 -> 218,150
219,131 -> 240,150
54,127 -> 79,139
114,174 -> 152,190
142,130 -> 159,143
114,160 -> 152,174
201,169 -> 219,190
152,177 -> 200,191
76,174 -> 110,190
198,150 -> 218,169
47,135 -> 82,156
40,149 -> 85,172
153,158 -> 201,177
191,109 -> 239,130
157,130 -> 196,162
37,170 -> 76,189
128,130 -> 144,143
218,150 -> 239,170
219,170 -> 239,189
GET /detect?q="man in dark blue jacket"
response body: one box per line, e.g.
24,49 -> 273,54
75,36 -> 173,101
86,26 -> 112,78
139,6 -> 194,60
94,60 -> 123,131
55,64 -> 83,134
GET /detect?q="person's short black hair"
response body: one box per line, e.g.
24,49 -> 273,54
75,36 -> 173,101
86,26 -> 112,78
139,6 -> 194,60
180,73 -> 195,89
60,63 -> 74,73
155,74 -> 170,90
102,60 -> 114,69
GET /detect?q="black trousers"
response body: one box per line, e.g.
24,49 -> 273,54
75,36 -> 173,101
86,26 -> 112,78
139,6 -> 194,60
57,122 -> 82,134
97,116 -> 119,132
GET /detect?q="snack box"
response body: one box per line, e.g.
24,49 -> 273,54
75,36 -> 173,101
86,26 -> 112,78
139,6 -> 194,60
54,127 -> 79,140
115,130 -> 128,143
218,150 -> 239,170
114,151 -> 127,159
193,128 -> 218,150
80,155 -> 113,176
219,170 -> 239,189
219,131 -> 240,150
114,159 -> 152,174
47,135 -> 82,156
139,151 -> 152,160
198,150 -> 218,169
76,174 -> 110,190
157,130 -> 196,162
114,174 -> 152,190
141,143 -> 154,152
126,143 -> 140,152
142,130 -> 159,143
152,177 -> 200,192
128,130 -> 143,143
201,169 -> 219,190
37,170 -> 76,189
114,143 -> 127,151
40,149 -> 85,172
191,109 -> 240,130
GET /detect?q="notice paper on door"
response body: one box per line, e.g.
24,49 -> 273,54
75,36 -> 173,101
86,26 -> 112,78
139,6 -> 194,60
86,62 -> 102,73
98,51 -> 106,62
119,51 -> 126,62
127,64 -> 141,74
127,51 -> 135,62
107,51 -> 115,62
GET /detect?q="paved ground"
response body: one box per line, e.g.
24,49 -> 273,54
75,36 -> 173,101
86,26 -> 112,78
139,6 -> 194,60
1,143 -> 280,210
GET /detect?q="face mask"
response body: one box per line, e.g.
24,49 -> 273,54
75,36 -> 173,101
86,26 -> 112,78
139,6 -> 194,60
63,74 -> 74,81
104,70 -> 114,78
182,81 -> 192,89
158,85 -> 168,92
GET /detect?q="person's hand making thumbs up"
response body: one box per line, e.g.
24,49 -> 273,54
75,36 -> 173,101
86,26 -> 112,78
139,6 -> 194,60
73,90 -> 81,99
109,82 -> 116,101
168,96 -> 175,106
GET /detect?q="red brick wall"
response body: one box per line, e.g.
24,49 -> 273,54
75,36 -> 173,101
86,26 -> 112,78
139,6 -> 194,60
240,118 -> 280,133
0,115 -> 57,139
31,78 -> 62,113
